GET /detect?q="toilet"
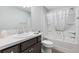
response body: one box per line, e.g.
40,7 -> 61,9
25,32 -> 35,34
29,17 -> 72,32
42,40 -> 54,53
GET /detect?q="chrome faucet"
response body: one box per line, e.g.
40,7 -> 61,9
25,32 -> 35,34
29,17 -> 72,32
69,32 -> 76,35
69,32 -> 76,39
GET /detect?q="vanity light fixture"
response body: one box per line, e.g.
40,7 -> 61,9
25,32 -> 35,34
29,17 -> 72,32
23,6 -> 31,8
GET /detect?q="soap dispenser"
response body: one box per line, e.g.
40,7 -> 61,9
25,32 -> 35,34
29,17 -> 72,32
1,30 -> 8,38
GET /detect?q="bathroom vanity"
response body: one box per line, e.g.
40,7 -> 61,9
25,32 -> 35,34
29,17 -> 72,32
0,33 -> 41,53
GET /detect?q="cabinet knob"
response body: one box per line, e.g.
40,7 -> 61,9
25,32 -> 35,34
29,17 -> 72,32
29,48 -> 33,52
10,51 -> 14,53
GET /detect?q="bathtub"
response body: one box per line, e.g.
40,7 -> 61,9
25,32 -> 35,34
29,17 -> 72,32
43,34 -> 79,53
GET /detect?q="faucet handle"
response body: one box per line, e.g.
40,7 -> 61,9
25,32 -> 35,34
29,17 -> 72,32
69,32 -> 76,35
70,36 -> 76,39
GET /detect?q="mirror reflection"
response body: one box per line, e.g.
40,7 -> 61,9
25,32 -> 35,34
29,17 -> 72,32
0,6 -> 31,37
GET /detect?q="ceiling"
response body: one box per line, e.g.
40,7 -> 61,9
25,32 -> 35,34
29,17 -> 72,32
15,6 -> 77,13
15,6 -> 31,13
45,6 -> 76,11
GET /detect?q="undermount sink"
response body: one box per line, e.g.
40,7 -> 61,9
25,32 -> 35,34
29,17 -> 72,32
13,32 -> 34,39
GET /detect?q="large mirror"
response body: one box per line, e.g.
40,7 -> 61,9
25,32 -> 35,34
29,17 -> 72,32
0,6 -> 31,36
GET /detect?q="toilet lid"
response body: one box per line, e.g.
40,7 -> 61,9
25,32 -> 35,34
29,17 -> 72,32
42,40 -> 53,45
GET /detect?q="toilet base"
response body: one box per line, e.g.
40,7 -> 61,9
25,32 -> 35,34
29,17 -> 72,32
46,48 -> 52,53
42,46 -> 52,53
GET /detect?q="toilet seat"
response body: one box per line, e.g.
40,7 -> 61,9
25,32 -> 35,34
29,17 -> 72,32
42,40 -> 53,48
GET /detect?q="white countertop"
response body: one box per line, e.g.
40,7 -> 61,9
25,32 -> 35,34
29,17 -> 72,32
0,32 -> 41,50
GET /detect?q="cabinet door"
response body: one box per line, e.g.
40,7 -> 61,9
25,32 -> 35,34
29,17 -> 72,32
2,45 -> 20,53
31,42 -> 41,53
22,48 -> 30,53
22,42 -> 41,53
21,38 -> 37,51
0,50 -> 1,53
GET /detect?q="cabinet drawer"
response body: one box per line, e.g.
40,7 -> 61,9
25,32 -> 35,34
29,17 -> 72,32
22,42 -> 41,53
21,38 -> 37,51
1,45 -> 20,53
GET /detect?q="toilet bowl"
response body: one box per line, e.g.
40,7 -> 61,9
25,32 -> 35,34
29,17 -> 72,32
42,40 -> 54,53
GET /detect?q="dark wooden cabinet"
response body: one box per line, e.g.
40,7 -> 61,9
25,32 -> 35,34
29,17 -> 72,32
21,36 -> 41,53
21,38 -> 37,51
0,35 -> 41,53
1,45 -> 20,53
23,42 -> 41,53
30,42 -> 41,53
22,47 -> 31,53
